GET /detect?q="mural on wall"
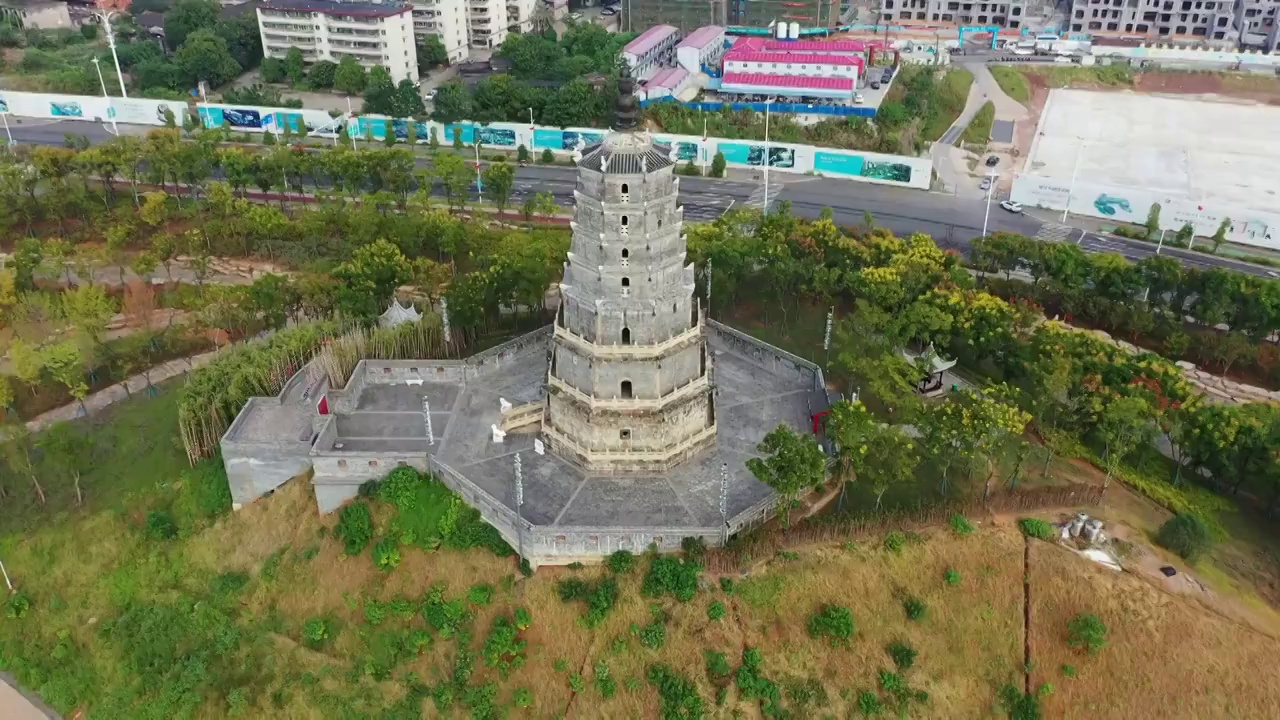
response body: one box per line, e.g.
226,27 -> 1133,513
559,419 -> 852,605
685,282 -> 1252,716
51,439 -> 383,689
278,110 -> 345,135
50,102 -> 84,118
1093,194 -> 1133,217
718,142 -> 795,169
860,161 -> 912,183
390,118 -> 430,141
563,131 -> 603,149
109,99 -> 184,126
0,97 -> 8,113
673,141 -> 698,161
478,127 -> 516,146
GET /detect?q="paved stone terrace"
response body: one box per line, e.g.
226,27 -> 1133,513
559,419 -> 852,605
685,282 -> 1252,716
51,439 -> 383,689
322,331 -> 817,530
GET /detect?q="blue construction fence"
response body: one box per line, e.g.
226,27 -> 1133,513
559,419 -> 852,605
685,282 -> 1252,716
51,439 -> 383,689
641,98 -> 877,118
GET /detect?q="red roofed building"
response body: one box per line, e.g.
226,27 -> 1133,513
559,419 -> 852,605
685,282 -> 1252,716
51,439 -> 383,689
719,72 -> 855,101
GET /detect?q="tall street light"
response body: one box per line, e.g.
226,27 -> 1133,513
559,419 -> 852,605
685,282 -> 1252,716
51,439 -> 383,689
1,110 -> 13,148
981,170 -> 999,239
91,57 -> 119,136
1062,136 -> 1085,224
762,96 -> 773,215
91,1 -> 129,99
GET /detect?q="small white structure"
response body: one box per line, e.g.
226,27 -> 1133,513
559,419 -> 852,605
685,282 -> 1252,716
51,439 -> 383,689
676,25 -> 726,73
500,397 -> 513,414
378,299 -> 422,329
534,437 -> 545,455
491,424 -> 507,443
642,67 -> 693,102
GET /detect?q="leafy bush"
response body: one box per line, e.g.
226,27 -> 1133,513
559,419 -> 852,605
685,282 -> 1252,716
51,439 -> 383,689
372,536 -> 401,571
377,466 -> 421,511
1018,518 -> 1055,541
568,672 -> 585,693
949,513 -> 975,536
514,607 -> 532,630
302,618 -> 329,648
633,619 -> 665,649
364,599 -> 388,626
807,604 -> 856,647
648,663 -> 706,720
421,583 -> 472,639
514,687 -> 532,708
903,597 -> 927,621
944,569 -> 961,586
704,650 -> 732,678
719,577 -> 735,594
857,689 -> 884,715
883,531 -> 907,554
736,647 -> 783,718
210,571 -> 250,597
1066,613 -> 1108,655
682,536 -> 708,563
594,660 -> 617,698
145,510 -> 178,540
1155,513 -> 1214,561
6,593 -> 31,619
336,502 -> 374,555
887,641 -> 917,670
557,576 -> 620,628
785,677 -> 828,710
999,682 -> 1053,720
481,615 -> 527,677
606,549 -> 637,574
642,554 -> 701,602
707,601 -> 726,621
467,583 -> 494,605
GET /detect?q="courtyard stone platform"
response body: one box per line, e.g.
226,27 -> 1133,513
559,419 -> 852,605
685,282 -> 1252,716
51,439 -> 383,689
221,321 -> 828,565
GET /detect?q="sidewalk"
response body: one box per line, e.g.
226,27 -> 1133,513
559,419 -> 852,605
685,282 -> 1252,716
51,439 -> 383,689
24,348 -> 219,432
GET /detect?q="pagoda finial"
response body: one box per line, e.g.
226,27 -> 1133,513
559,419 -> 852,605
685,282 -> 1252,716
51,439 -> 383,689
616,66 -> 639,131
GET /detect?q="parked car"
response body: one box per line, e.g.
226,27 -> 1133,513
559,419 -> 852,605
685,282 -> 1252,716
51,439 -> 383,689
881,68 -> 892,82
601,6 -> 617,14
980,177 -> 992,191
870,80 -> 881,89
568,11 -> 583,20
985,155 -> 999,167
423,89 -> 437,101
853,92 -> 864,104
1000,200 -> 1023,213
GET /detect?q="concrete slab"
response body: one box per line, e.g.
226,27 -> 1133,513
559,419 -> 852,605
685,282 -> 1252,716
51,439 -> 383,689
1026,89 -> 1280,217
992,119 -> 1014,144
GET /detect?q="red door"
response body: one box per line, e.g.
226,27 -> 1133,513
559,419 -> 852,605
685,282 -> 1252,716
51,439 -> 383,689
317,396 -> 330,415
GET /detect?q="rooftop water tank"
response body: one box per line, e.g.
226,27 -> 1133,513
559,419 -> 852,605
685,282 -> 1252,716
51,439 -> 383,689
788,22 -> 800,39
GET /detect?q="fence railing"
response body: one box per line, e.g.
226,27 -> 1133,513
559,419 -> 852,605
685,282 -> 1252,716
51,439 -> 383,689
703,483 -> 1104,574
639,98 -> 878,118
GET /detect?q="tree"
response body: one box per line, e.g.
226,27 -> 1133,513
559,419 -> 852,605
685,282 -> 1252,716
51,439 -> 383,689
417,35 -> 448,69
746,424 -> 827,529
1211,217 -> 1231,252
825,400 -> 876,482
860,425 -> 918,510
38,421 -> 95,505
432,81 -> 473,123
261,56 -> 287,84
0,423 -> 44,504
1095,392 -> 1153,489
333,55 -> 367,95
362,66 -> 397,116
919,387 -> 1029,496
307,60 -> 337,88
164,0 -> 219,49
332,238 -> 413,320
516,144 -> 530,163
391,79 -> 426,118
214,11 -> 263,70
1174,222 -> 1194,247
710,151 -> 726,178
521,191 -> 558,226
62,283 -> 113,347
433,151 -> 473,211
176,29 -> 242,88
284,46 -> 306,85
483,161 -> 516,216
1145,202 -> 1161,239
44,339 -> 90,416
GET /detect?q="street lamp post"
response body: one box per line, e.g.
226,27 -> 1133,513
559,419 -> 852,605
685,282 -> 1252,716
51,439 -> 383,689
91,57 -> 119,136
762,97 -> 773,215
474,140 -> 483,203
981,171 -> 998,238
1,111 -> 12,148
91,6 -> 128,99
1062,137 -> 1084,224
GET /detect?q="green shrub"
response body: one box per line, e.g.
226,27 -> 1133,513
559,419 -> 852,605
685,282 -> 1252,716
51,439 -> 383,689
719,577 -> 735,594
704,649 -> 732,678
1066,613 -> 1108,655
903,596 -> 927,621
594,660 -> 617,698
557,576 -> 620,628
5,593 -> 31,619
1018,518 -> 1055,541
336,502 -> 374,555
363,599 -> 388,626
302,618 -> 329,648
210,571 -> 250,597
633,619 -> 665,649
605,549 -> 637,574
1155,513 -> 1214,561
857,689 -> 884,715
883,531 -> 907,554
949,513 -> 975,536
879,669 -> 909,703
514,607 -> 532,630
514,687 -> 532,708
377,466 -> 421,510
1061,664 -> 1077,678
642,554 -> 701,602
887,641 -> 917,670
707,601 -> 726,621
421,583 -> 472,638
999,682 -> 1052,720
372,536 -> 401,571
648,663 -> 706,719
736,647 -> 783,717
467,583 -> 494,605
944,569 -> 961,586
568,672 -> 585,693
785,677 -> 828,710
540,148 -> 555,163
481,615 -> 527,677
145,510 -> 178,540
807,605 -> 856,647
682,536 -> 708,563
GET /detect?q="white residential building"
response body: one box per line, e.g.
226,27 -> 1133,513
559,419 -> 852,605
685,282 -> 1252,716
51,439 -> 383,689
411,0 -> 468,63
505,0 -> 537,33
257,0 -> 420,84
621,24 -> 681,80
675,25 -> 726,73
465,0 -> 509,49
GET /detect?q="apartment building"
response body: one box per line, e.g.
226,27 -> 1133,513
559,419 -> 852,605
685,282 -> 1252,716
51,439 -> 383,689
622,24 -> 682,80
464,0 -> 510,49
878,0 -> 1044,28
506,0 -> 537,32
1069,0 -> 1280,47
257,0 -> 420,84
411,0 -> 468,62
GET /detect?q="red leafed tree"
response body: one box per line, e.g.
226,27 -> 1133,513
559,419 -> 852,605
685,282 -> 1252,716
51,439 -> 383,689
96,0 -> 132,12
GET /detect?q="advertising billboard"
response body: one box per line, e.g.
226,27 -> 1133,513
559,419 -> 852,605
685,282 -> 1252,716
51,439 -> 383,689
0,91 -> 110,122
109,98 -> 188,127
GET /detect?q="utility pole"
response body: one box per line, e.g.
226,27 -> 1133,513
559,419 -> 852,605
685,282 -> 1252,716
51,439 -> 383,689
514,453 -> 525,563
719,462 -> 729,546
91,2 -> 128,98
823,306 -> 834,369
423,397 -> 434,445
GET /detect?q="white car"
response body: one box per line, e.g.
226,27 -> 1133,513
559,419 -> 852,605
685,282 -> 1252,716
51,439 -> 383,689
1000,200 -> 1023,213
423,89 -> 437,101
853,93 -> 864,104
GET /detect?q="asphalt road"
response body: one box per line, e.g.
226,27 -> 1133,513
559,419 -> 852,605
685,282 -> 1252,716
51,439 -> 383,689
6,120 -> 1274,277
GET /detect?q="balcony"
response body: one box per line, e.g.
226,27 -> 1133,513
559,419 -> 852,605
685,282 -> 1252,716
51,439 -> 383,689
263,32 -> 316,44
548,373 -> 709,412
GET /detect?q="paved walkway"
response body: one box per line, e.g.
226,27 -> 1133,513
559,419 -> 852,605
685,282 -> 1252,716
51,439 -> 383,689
932,62 -> 1032,198
25,348 -> 220,432
0,672 -> 58,720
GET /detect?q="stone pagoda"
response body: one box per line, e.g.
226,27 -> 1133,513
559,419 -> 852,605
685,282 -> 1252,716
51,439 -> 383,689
541,71 -> 717,474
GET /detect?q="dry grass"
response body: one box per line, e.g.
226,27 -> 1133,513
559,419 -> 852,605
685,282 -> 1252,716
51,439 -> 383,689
1029,540 -> 1280,718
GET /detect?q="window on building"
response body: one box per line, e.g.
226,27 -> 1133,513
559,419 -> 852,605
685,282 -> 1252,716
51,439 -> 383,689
621,327 -> 631,344
621,182 -> 629,194
621,248 -> 630,259
621,277 -> 630,288
620,381 -> 633,399
620,215 -> 628,226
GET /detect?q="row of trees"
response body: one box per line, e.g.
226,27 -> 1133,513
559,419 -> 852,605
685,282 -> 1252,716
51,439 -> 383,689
971,231 -> 1280,384
697,209 -> 1280,522
121,0 -> 262,94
